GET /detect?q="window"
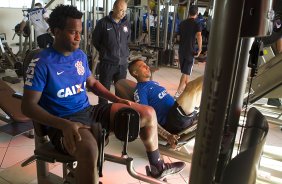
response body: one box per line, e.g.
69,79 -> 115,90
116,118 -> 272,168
0,0 -> 45,8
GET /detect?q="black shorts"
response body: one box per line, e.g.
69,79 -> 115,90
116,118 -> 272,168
163,102 -> 197,134
47,104 -> 112,154
37,33 -> 54,48
99,62 -> 128,87
179,55 -> 194,75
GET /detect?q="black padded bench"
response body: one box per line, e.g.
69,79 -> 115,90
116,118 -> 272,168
21,108 -> 167,184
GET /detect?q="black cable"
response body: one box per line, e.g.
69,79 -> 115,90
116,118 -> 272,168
237,38 -> 263,153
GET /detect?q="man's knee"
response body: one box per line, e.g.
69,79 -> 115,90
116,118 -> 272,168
75,140 -> 99,163
140,105 -> 157,127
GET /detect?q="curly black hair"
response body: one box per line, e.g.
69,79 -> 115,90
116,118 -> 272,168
48,4 -> 83,34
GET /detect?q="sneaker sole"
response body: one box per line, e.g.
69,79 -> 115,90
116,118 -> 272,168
145,165 -> 185,180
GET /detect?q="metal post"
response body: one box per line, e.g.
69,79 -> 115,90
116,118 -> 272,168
19,34 -> 23,54
71,0 -> 76,6
156,0 -> 161,47
185,0 -> 191,19
133,8 -> 138,43
228,38 -> 254,133
103,0 -> 107,18
83,0 -> 88,52
44,0 -> 56,9
163,1 -> 169,50
29,0 -> 36,50
93,0 -> 97,28
147,0 -> 151,45
214,38 -> 254,183
169,4 -> 178,49
189,0 -> 246,183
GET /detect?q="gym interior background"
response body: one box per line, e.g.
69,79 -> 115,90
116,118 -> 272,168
0,0 -> 282,183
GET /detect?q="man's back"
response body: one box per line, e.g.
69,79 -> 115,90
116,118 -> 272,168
178,18 -> 201,58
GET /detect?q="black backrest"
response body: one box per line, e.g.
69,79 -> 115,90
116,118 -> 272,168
240,107 -> 269,152
221,107 -> 268,184
115,79 -> 136,101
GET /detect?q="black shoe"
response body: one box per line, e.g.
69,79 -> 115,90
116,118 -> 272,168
267,98 -> 281,107
146,162 -> 186,179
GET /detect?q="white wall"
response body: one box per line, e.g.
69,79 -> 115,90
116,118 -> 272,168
0,1 -> 63,53
0,8 -> 25,51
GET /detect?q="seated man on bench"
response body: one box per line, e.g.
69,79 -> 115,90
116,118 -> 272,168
128,59 -> 203,146
21,4 -> 185,184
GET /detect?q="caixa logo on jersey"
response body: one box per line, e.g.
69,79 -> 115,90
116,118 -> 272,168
57,82 -> 87,98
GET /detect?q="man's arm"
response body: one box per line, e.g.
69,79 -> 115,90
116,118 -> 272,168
21,89 -> 90,153
157,124 -> 179,148
22,89 -> 68,129
86,75 -> 131,105
92,21 -> 103,52
195,31 -> 202,57
133,85 -> 179,148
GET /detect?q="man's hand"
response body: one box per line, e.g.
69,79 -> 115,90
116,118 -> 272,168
62,121 -> 91,154
195,49 -> 202,58
167,134 -> 180,149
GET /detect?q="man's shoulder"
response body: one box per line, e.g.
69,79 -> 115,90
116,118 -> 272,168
73,49 -> 87,59
137,81 -> 157,88
97,16 -> 111,24
34,48 -> 54,64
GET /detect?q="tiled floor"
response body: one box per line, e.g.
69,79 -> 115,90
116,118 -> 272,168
0,61 -> 281,184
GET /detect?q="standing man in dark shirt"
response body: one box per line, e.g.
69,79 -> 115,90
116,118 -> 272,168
92,0 -> 131,104
175,5 -> 202,98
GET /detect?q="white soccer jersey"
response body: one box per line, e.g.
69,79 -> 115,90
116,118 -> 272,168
23,7 -> 49,37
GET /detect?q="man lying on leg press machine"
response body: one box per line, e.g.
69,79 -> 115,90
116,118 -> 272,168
21,4 -> 185,184
128,59 -> 203,148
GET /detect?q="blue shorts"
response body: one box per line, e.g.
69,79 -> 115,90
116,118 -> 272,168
179,55 -> 194,75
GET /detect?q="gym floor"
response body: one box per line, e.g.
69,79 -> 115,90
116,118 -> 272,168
0,62 -> 281,183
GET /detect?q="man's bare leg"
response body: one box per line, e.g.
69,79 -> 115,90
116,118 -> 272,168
176,73 -> 189,97
65,129 -> 99,184
177,76 -> 203,115
109,103 -> 185,179
110,103 -> 159,152
276,38 -> 282,54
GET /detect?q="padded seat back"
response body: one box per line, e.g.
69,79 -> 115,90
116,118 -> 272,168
115,79 -> 136,101
221,107 -> 268,184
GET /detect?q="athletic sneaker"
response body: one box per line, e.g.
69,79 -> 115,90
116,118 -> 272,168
146,161 -> 186,180
194,107 -> 200,114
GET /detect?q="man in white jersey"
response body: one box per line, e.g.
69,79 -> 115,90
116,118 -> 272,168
19,2 -> 53,48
